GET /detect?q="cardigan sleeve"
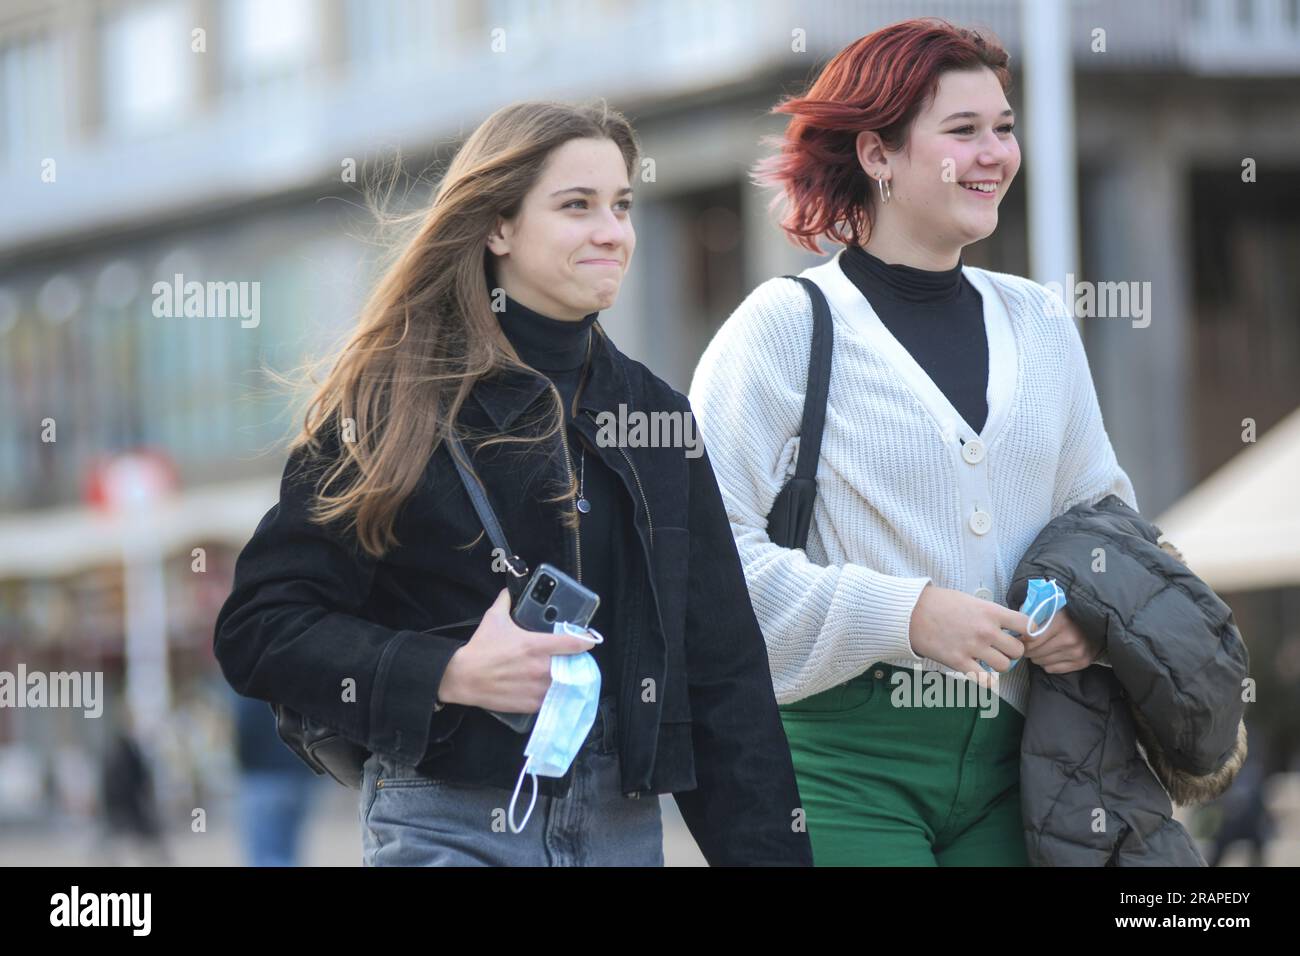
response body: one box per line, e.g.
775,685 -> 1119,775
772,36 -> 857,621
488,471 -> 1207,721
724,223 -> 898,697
688,279 -> 932,705
1043,289 -> 1136,669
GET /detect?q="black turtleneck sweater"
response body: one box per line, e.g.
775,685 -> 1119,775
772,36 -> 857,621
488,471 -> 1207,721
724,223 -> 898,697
494,295 -> 625,701
839,245 -> 989,434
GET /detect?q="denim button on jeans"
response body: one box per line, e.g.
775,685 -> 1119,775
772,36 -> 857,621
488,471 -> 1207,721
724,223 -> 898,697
360,696 -> 664,866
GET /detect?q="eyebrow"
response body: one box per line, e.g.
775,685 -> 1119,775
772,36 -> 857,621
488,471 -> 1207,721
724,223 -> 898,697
549,186 -> 635,198
940,109 -> 1016,123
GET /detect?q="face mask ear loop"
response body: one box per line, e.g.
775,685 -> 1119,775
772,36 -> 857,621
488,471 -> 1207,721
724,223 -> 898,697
1026,591 -> 1063,639
508,760 -> 539,834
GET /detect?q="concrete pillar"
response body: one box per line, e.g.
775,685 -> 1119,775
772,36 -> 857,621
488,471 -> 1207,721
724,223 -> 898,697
1082,139 -> 1192,517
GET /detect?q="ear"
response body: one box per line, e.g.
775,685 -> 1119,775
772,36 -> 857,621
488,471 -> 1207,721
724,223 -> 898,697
485,216 -> 512,257
855,130 -> 889,180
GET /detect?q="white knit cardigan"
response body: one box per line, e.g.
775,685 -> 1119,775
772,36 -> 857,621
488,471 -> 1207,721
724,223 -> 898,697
687,249 -> 1139,716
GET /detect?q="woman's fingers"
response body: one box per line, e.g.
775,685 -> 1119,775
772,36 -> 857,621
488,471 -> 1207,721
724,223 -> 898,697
970,665 -> 999,691
976,647 -> 1015,672
1023,630 -> 1070,659
1039,655 -> 1091,674
537,630 -> 601,656
996,605 -> 1032,638
989,627 -> 1027,663
488,586 -> 513,617
1024,614 -> 1089,661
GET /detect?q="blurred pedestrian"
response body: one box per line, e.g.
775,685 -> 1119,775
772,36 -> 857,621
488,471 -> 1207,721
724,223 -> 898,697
1207,722 -> 1275,867
97,722 -> 172,865
234,691 -> 319,867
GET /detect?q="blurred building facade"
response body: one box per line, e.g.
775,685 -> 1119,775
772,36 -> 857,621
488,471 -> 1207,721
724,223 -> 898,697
1,0 -> 1299,830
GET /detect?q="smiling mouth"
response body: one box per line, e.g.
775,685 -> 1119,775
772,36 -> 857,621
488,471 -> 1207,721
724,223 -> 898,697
959,181 -> 1000,196
578,259 -> 621,266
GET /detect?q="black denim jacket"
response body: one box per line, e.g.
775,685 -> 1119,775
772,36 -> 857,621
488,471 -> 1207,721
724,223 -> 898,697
213,326 -> 812,865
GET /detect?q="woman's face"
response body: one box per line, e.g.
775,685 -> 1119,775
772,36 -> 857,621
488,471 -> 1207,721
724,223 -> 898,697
487,136 -> 636,321
858,67 -> 1020,260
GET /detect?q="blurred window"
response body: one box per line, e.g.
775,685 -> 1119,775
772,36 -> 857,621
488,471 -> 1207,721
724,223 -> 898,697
0,30 -> 66,169
222,0 -> 319,92
344,0 -> 455,76
100,0 -> 195,136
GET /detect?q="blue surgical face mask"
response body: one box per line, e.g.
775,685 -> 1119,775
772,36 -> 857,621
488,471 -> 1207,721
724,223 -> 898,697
508,623 -> 604,834
979,577 -> 1067,673
1022,577 -> 1067,639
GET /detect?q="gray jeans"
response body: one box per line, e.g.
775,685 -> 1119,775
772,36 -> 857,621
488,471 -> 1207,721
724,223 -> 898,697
360,695 -> 664,866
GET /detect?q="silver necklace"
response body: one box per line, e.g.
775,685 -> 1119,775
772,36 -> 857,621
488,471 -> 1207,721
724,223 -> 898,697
574,331 -> 595,516
576,445 -> 590,513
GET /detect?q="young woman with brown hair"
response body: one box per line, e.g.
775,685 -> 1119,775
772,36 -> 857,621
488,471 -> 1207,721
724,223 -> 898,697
215,100 -> 811,866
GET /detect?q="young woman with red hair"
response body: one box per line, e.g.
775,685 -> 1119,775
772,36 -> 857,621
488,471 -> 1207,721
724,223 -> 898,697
690,19 -> 1138,865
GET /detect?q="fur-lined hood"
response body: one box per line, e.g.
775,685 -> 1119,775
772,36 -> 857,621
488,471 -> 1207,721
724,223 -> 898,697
1132,704 -> 1247,807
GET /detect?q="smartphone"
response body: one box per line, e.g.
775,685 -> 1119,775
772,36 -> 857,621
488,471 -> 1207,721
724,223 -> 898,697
488,563 -> 600,733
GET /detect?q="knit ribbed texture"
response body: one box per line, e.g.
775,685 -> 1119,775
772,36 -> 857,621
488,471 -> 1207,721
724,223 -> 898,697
687,252 -> 1138,716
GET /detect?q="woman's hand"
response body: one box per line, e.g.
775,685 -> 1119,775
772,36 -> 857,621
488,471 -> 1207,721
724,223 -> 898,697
436,588 -> 596,712
908,583 -> 1031,686
1019,606 -> 1102,673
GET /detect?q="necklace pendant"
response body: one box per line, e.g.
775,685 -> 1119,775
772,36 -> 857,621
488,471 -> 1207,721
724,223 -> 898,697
576,496 -> 591,514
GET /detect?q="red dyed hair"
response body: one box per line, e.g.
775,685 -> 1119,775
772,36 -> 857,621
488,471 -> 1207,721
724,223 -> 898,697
754,17 -> 1012,254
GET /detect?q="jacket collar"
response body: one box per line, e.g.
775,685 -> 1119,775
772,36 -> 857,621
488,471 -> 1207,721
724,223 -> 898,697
470,322 -> 630,433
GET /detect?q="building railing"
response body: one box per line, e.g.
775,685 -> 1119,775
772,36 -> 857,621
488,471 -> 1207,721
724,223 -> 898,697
2,0 -> 1298,254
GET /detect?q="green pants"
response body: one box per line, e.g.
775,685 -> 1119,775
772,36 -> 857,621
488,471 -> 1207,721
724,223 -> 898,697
779,662 -> 1029,866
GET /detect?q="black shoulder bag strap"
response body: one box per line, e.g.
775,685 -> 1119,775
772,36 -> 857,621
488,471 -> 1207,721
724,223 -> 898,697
765,275 -> 834,551
442,430 -> 531,602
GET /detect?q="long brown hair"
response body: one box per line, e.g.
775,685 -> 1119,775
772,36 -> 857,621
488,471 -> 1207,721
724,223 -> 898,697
290,100 -> 640,558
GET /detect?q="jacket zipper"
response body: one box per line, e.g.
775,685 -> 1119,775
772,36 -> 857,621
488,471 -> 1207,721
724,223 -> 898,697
583,408 -> 654,799
583,409 -> 653,549
541,384 -> 586,798
551,384 -> 582,583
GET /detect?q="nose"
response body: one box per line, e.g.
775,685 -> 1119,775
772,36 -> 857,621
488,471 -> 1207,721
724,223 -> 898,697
588,206 -> 626,248
978,130 -> 1015,167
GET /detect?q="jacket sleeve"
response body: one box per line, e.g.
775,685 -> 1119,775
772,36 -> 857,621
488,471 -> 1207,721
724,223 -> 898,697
213,429 -> 467,766
688,280 -> 931,705
672,436 -> 814,866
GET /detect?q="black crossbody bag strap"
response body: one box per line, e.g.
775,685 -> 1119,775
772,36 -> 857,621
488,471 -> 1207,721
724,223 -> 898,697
443,430 -> 531,601
765,275 -> 834,551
